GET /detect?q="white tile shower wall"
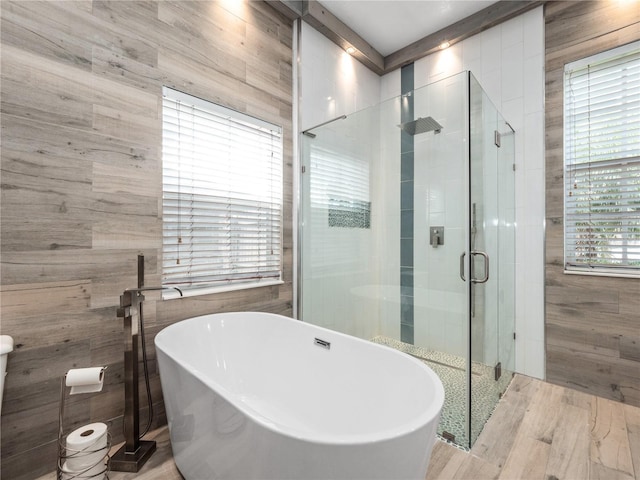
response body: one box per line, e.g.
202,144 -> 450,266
406,6 -> 545,378
300,22 -> 381,131
380,68 -> 401,102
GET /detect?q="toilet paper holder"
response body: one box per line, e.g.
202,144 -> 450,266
57,369 -> 111,479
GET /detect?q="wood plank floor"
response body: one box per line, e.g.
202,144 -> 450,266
36,375 -> 640,480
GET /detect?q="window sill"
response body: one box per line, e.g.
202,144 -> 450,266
162,279 -> 285,300
564,269 -> 639,279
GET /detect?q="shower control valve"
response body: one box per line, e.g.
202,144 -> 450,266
430,226 -> 444,248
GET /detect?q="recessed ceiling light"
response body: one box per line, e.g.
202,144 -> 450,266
346,46 -> 356,55
439,41 -> 450,50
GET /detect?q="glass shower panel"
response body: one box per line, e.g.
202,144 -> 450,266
496,115 -> 516,387
411,73 -> 471,446
300,103 -> 385,340
300,94 -> 408,340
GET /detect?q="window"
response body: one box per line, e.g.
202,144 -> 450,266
564,41 -> 640,276
307,142 -> 371,269
162,87 -> 283,293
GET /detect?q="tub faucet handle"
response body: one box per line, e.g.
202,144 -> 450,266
124,286 -> 183,297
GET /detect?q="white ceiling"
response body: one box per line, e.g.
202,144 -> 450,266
318,0 -> 498,56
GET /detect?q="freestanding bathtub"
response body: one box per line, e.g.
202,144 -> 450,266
155,312 -> 444,480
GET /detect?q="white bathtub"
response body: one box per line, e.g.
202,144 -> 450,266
155,312 -> 444,480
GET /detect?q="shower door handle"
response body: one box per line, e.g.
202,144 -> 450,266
459,252 -> 466,281
471,251 -> 489,284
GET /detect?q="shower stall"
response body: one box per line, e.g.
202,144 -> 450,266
299,71 -> 515,449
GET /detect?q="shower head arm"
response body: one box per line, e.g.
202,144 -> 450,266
302,115 -> 347,137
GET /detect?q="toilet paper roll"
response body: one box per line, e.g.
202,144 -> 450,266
65,367 -> 106,395
61,460 -> 107,480
65,422 -> 108,471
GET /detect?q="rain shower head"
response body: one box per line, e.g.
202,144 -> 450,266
398,116 -> 443,135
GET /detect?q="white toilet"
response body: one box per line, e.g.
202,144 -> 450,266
0,335 -> 13,416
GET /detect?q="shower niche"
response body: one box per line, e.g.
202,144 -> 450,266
300,71 -> 515,449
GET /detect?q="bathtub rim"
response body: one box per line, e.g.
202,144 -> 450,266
155,311 -> 445,446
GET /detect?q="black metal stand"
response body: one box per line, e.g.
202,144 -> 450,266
110,255 -> 156,473
109,440 -> 156,473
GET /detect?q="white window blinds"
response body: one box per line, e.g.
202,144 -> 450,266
564,41 -> 640,275
162,87 -> 283,291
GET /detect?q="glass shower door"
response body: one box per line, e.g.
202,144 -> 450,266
468,73 -> 516,445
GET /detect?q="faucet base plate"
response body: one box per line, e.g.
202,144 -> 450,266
110,440 -> 156,473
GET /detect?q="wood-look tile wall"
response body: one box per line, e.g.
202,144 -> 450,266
545,1 -> 640,408
0,2 -> 293,478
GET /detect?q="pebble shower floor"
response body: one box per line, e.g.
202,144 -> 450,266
371,337 -> 512,448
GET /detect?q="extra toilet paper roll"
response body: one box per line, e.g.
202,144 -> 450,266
65,367 -> 106,395
61,460 -> 107,480
65,422 -> 108,472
